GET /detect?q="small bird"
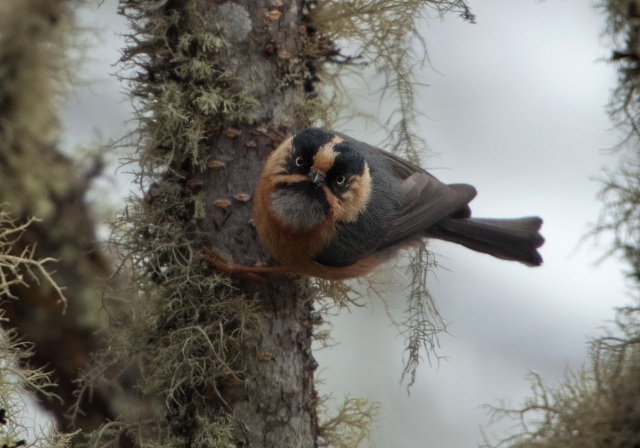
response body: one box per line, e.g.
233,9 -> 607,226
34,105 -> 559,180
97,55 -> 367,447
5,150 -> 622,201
239,128 -> 543,280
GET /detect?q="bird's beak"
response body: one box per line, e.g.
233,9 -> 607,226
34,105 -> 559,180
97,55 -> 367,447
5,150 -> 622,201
309,170 -> 325,185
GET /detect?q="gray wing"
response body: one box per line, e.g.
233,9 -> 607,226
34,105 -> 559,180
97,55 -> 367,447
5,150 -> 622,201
326,132 -> 477,258
373,149 -> 477,251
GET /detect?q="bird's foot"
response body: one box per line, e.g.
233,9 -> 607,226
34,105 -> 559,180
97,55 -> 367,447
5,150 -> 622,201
203,247 -> 291,281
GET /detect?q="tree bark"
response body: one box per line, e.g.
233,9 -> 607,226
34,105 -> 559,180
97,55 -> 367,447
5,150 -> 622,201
116,0 -> 321,445
195,0 -> 321,442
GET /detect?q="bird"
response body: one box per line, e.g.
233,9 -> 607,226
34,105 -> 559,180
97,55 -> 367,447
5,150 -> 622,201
209,128 -> 544,281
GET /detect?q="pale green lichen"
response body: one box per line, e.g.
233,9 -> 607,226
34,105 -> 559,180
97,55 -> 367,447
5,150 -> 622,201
308,0 -> 474,159
318,396 -> 380,448
215,2 -> 252,44
119,2 -> 259,175
0,0 -> 82,219
82,2 -> 264,446
0,210 -> 74,447
0,209 -> 67,308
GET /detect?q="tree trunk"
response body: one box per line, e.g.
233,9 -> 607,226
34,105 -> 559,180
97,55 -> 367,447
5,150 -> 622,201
114,0 -> 321,445
186,0 -> 321,441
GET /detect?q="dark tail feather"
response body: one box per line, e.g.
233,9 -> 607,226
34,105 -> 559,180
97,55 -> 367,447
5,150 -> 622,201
426,217 -> 544,266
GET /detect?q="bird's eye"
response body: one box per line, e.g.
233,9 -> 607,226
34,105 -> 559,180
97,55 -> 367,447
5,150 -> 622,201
295,156 -> 305,166
336,175 -> 346,186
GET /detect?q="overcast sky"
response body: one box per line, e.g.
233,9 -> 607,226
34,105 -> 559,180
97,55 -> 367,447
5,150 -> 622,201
64,1 -> 632,446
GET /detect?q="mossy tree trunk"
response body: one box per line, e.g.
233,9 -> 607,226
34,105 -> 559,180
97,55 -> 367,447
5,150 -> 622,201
114,0 -> 321,445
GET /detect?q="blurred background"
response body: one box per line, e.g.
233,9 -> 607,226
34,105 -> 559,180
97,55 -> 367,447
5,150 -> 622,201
63,1 -> 629,446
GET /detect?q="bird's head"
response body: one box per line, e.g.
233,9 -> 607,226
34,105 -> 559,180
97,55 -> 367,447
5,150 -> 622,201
262,128 -> 372,230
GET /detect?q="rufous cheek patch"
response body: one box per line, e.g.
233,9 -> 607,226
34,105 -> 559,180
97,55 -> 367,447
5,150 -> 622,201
334,164 -> 372,223
263,137 -> 294,178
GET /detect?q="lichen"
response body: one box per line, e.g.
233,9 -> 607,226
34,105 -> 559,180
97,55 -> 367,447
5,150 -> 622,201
0,0 -> 82,219
482,309 -> 640,448
81,2 -> 264,446
318,396 -> 379,448
0,210 -> 67,308
119,1 -> 259,175
0,210 -> 74,447
214,2 -> 252,44
306,0 -> 474,159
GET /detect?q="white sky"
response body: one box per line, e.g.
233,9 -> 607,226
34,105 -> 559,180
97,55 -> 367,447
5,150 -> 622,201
63,0 -> 632,446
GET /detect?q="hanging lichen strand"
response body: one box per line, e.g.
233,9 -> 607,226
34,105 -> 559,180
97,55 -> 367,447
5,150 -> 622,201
596,0 -> 640,281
